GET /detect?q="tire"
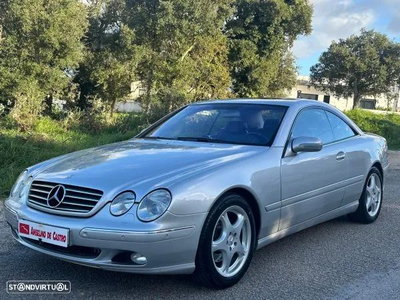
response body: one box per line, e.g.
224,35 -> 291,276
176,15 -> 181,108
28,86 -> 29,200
348,167 -> 383,224
193,193 -> 256,289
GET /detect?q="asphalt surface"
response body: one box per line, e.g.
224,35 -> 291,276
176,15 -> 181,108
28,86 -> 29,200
1,151 -> 399,300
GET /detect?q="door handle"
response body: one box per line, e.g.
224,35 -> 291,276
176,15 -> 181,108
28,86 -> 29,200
336,151 -> 346,160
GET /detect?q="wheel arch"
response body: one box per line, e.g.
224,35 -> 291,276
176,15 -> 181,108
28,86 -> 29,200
372,161 -> 384,183
215,187 -> 261,239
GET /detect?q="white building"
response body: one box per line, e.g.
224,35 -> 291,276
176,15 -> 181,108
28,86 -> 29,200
117,77 -> 399,113
287,76 -> 399,111
115,81 -> 144,113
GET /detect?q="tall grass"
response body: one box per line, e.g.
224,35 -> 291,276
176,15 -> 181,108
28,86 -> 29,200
0,113 -> 147,197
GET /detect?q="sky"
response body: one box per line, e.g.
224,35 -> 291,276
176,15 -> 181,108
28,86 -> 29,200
293,0 -> 400,76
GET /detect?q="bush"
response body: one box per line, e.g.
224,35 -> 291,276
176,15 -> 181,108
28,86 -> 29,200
9,80 -> 45,130
345,109 -> 400,150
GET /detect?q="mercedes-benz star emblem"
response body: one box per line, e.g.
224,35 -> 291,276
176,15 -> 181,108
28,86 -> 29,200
47,185 -> 66,208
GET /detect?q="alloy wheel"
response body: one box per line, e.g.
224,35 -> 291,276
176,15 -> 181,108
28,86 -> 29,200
366,173 -> 382,217
211,205 -> 251,278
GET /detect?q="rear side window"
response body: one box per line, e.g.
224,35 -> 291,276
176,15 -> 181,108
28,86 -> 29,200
292,108 -> 334,144
326,111 -> 355,141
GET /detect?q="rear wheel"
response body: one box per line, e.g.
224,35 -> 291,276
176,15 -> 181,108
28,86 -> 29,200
348,167 -> 383,224
193,193 -> 256,289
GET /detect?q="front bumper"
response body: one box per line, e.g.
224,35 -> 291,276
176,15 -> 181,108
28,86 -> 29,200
4,199 -> 207,274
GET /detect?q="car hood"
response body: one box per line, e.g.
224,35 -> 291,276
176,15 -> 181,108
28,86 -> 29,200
32,139 -> 265,196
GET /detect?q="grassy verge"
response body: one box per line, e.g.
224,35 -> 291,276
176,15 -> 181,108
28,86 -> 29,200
0,114 -> 147,197
1,108 -> 399,197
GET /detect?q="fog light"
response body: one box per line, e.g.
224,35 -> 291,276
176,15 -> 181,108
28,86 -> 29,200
131,253 -> 147,265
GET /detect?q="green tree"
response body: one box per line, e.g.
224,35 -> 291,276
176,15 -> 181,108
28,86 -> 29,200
267,51 -> 298,97
75,0 -> 145,116
0,0 -> 88,127
310,29 -> 400,109
124,0 -> 234,115
226,0 -> 312,98
77,0 -> 312,117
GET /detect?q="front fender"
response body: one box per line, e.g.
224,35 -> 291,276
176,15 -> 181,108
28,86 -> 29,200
167,147 -> 283,238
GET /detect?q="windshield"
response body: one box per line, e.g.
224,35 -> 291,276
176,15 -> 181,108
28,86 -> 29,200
143,103 -> 288,146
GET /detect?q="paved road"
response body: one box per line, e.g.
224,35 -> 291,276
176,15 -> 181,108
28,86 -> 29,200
1,152 -> 399,300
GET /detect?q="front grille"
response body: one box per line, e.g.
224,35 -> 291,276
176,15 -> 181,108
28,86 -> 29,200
28,180 -> 103,214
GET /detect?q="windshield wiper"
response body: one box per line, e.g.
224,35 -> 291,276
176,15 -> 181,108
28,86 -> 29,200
142,136 -> 176,140
142,136 -> 221,142
145,136 -> 249,146
176,137 -> 230,143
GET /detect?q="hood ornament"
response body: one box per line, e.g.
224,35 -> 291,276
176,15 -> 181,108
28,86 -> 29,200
47,185 -> 66,208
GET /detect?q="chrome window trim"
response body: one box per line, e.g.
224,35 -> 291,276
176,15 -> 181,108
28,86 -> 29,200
282,105 -> 360,157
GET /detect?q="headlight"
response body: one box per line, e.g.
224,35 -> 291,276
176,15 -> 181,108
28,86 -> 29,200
137,189 -> 171,222
110,191 -> 136,216
19,176 -> 33,198
10,170 -> 28,197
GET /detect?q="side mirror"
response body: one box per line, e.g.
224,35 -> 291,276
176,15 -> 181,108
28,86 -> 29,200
291,137 -> 322,153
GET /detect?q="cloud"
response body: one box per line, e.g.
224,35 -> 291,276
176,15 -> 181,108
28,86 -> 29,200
388,8 -> 400,34
293,0 -> 376,59
371,0 -> 400,34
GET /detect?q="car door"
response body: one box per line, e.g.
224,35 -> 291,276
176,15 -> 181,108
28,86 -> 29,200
279,108 -> 348,230
325,110 -> 364,207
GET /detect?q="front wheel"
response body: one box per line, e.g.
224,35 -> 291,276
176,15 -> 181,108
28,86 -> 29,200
193,193 -> 256,289
348,167 -> 383,224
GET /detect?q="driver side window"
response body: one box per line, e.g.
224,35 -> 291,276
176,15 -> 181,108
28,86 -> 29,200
292,108 -> 334,144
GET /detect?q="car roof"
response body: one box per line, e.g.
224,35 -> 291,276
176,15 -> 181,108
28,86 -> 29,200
191,98 -> 331,109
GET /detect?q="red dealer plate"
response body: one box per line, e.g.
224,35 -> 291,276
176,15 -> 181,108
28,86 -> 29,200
18,220 -> 69,248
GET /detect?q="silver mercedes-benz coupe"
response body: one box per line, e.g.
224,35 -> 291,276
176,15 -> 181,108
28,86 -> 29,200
5,99 -> 389,288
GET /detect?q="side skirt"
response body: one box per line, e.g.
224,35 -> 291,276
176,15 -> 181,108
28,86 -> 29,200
256,201 -> 359,250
